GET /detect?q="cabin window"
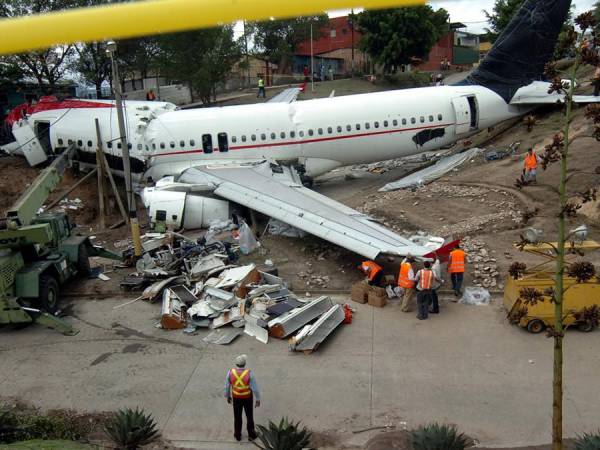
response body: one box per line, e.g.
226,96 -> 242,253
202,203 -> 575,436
327,127 -> 333,134
420,116 -> 425,123
438,114 -> 443,121
365,123 -> 370,130
299,130 -> 305,137
88,140 -> 93,147
271,132 -> 276,140
180,140 -> 185,147
346,125 -> 351,131
202,134 -> 213,153
68,139 -> 73,145
374,121 -> 379,128
318,128 -> 323,135
128,143 -> 132,150
290,131 -> 296,138
218,132 -> 228,152
58,138 -> 64,146
402,119 -> 407,125
355,124 -> 361,130
117,142 -> 122,149
160,142 -> 165,149
251,134 -> 256,141
170,141 -> 175,148
242,135 -> 247,142
392,120 -> 398,126
145,145 -> 149,151
260,133 -> 266,141
107,142 -> 112,148
429,115 -> 434,122
232,136 -> 237,143
280,132 -> 286,139
308,129 -> 314,136
77,139 -> 83,147
137,144 -> 142,150
411,117 -> 416,124
337,126 -> 342,132
152,143 -> 156,150
383,120 -> 388,127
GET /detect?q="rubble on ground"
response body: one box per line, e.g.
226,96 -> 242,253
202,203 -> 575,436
461,237 -> 501,290
120,228 -> 350,353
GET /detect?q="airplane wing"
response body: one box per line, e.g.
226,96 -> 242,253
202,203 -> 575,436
267,87 -> 301,103
510,95 -> 600,105
175,161 -> 433,259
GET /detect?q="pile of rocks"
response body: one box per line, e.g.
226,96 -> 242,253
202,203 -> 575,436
462,237 -> 501,289
297,262 -> 331,289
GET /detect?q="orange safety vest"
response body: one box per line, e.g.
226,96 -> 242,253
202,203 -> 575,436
418,269 -> 433,290
229,368 -> 252,399
448,249 -> 465,273
361,260 -> 382,281
398,262 -> 415,288
524,152 -> 538,170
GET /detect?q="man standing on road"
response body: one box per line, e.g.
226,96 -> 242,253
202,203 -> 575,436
398,254 -> 416,312
448,244 -> 466,298
415,261 -> 437,320
430,255 -> 442,314
257,76 -> 266,98
225,354 -> 260,442
523,147 -> 540,183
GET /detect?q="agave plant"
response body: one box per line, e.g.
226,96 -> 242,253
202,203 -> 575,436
411,423 -> 473,450
575,430 -> 600,450
104,407 -> 160,450
253,417 -> 311,450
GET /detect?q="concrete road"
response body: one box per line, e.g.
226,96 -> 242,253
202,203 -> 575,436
1,295 -> 599,449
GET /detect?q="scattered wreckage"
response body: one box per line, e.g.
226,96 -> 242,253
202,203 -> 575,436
122,229 -> 351,353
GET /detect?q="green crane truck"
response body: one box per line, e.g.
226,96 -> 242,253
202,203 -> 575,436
0,147 -> 119,335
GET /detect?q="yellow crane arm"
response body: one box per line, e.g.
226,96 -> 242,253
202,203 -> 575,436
0,0 -> 425,56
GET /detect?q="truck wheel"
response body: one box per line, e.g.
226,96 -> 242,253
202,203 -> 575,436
77,245 -> 91,277
38,275 -> 59,314
577,320 -> 595,333
527,319 -> 545,334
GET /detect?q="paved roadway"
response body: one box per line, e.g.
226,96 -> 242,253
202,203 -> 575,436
1,294 -> 599,449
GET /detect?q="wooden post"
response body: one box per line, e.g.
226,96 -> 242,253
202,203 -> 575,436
95,119 -> 107,229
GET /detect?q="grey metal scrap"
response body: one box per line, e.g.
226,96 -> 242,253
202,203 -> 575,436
203,328 -> 243,345
244,319 -> 268,344
189,254 -> 226,278
290,304 -> 345,352
268,296 -> 333,338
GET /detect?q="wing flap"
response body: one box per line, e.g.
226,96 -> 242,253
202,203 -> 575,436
266,87 -> 301,103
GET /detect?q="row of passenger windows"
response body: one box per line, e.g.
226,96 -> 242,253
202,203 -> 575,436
56,113 -> 444,154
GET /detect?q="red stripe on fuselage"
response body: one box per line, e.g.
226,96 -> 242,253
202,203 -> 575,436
149,122 -> 456,157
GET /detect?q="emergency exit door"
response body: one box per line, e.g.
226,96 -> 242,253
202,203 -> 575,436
452,95 -> 478,135
11,123 -> 48,166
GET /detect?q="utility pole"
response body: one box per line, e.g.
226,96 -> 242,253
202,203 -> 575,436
243,20 -> 250,88
310,22 -> 314,92
105,40 -> 143,258
350,10 -> 355,77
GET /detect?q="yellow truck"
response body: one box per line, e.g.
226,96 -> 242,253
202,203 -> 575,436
504,241 -> 600,333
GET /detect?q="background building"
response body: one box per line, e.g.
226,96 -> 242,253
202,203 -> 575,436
416,22 -> 480,72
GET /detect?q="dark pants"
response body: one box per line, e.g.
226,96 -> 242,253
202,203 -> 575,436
451,273 -> 464,294
368,271 -> 383,286
430,289 -> 439,313
257,87 -> 266,98
594,80 -> 600,96
417,290 -> 432,320
233,396 -> 256,440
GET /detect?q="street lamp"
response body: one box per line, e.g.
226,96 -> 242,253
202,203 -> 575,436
105,40 -> 142,258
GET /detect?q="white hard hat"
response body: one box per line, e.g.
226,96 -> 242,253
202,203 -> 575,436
235,354 -> 247,367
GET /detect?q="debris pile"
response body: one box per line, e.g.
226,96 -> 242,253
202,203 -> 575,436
461,237 -> 500,289
124,232 -> 349,353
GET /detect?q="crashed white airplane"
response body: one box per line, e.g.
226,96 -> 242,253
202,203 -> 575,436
2,0 -> 592,259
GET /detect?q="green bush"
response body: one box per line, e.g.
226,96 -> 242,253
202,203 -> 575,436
411,423 -> 473,450
254,417 -> 312,450
575,431 -> 600,450
104,407 -> 160,450
383,72 -> 432,89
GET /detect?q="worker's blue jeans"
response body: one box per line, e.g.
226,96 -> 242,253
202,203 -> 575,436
451,273 -> 464,293
417,290 -> 432,320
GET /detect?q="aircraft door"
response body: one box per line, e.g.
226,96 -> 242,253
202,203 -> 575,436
451,96 -> 471,135
11,122 -> 48,166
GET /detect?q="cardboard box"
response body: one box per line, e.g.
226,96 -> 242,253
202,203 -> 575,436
351,281 -> 369,304
367,285 -> 387,308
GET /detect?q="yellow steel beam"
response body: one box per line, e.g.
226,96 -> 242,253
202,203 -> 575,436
0,0 -> 425,56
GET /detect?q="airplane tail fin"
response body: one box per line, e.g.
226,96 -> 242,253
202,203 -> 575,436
458,0 -> 571,102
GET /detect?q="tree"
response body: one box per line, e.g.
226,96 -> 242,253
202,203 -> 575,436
72,42 -> 110,99
0,0 -> 76,92
115,37 -> 160,91
249,15 -> 328,73
357,6 -> 449,73
483,0 -> 525,41
155,26 -> 240,105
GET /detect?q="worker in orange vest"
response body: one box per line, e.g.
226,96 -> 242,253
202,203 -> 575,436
358,260 -> 383,286
448,244 -> 466,297
225,354 -> 260,442
415,260 -> 437,320
523,147 -> 540,183
398,254 -> 416,312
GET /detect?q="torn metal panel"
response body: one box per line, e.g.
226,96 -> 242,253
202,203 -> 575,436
170,284 -> 197,306
141,276 -> 182,302
161,289 -> 187,329
178,163 -> 433,259
188,301 -> 217,319
203,328 -> 243,345
212,307 -> 243,328
204,287 -> 235,301
260,271 -> 285,286
266,301 -> 296,317
244,320 -> 269,344
247,284 -> 283,299
268,296 -> 333,338
189,254 -> 226,279
290,304 -> 345,352
215,265 -> 256,289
